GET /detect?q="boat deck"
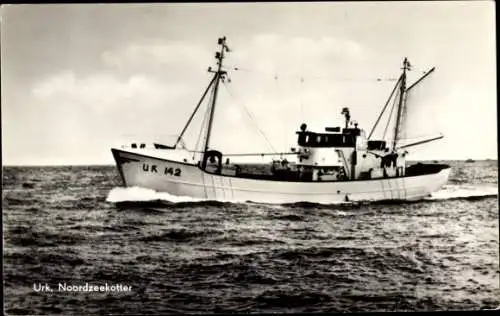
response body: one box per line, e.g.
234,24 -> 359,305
225,163 -> 450,182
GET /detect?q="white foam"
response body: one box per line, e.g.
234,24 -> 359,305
105,186 -> 253,204
105,186 -> 347,205
106,184 -> 498,205
106,186 -> 206,203
427,184 -> 498,200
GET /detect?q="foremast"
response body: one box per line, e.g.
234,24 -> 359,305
204,37 -> 230,153
174,37 -> 230,153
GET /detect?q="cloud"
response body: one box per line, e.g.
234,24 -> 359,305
100,39 -> 213,73
32,71 -> 191,113
27,70 -> 200,154
98,34 -> 365,79
85,34 -> 368,154
231,34 -> 364,76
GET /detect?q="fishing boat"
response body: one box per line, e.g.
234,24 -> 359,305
111,37 -> 451,203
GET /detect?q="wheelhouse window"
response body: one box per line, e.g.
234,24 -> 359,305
297,131 -> 355,148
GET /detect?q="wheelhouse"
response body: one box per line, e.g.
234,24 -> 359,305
296,131 -> 357,148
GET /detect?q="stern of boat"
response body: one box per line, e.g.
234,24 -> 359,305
433,164 -> 452,191
438,165 -> 451,190
405,163 -> 452,199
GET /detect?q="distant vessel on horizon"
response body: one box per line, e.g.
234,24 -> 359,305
111,37 -> 450,204
466,158 -> 476,163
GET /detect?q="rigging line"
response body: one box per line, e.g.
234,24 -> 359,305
368,75 -> 402,139
398,134 -> 444,141
281,80 -> 288,151
223,81 -> 278,154
397,135 -> 444,150
406,67 -> 436,92
382,88 -> 400,140
222,81 -> 278,154
183,150 -> 296,157
218,152 -> 295,157
193,88 -> 215,159
175,74 -> 218,147
193,108 -> 208,159
230,66 -> 398,82
300,75 -> 304,125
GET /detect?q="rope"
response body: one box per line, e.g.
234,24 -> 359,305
229,66 -> 398,82
222,81 -> 278,154
382,88 -> 400,140
275,71 -> 288,150
192,89 -> 215,159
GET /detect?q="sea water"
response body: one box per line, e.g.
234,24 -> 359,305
3,160 -> 499,313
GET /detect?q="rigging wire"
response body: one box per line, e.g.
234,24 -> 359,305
274,70 -> 288,151
182,149 -> 296,157
178,62 -> 428,158
368,75 -> 402,139
192,88 -> 215,159
300,76 -> 305,125
222,81 -> 278,154
397,133 -> 444,142
228,65 -> 399,83
229,63 -> 433,87
382,88 -> 400,140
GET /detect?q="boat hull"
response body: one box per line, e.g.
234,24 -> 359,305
112,148 -> 451,204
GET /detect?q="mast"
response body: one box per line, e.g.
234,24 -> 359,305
203,36 -> 230,153
392,57 -> 411,151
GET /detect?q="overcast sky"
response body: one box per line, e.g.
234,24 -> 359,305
1,2 -> 496,165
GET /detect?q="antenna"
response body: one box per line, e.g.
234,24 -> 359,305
402,57 -> 412,71
341,107 -> 351,129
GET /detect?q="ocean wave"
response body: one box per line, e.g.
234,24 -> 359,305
255,290 -> 332,308
106,187 -> 206,203
427,185 -> 498,201
139,228 -> 224,243
106,184 -> 497,210
6,226 -> 83,247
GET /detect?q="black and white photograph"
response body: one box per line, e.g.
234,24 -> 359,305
2,1 -> 498,314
